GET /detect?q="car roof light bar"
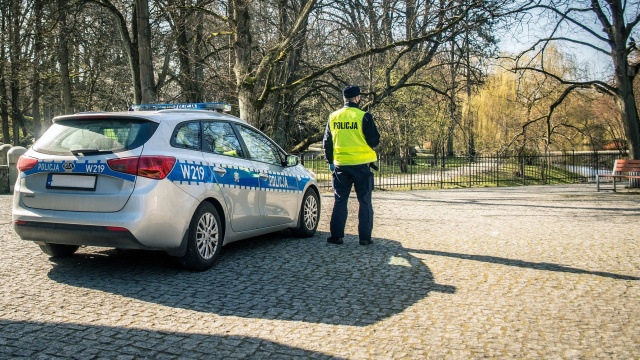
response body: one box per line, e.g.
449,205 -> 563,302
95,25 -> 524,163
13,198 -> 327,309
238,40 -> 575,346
129,102 -> 232,112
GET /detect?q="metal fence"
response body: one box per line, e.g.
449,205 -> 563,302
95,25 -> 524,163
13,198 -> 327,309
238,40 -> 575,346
0,152 -> 627,194
300,151 -> 626,191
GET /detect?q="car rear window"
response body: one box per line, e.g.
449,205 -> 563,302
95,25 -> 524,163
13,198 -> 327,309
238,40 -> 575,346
33,117 -> 158,155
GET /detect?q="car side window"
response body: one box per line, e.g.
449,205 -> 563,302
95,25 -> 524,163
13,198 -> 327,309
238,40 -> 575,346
202,122 -> 244,158
238,125 -> 283,165
172,122 -> 201,150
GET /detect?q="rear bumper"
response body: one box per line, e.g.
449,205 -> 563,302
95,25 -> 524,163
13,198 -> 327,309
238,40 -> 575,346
11,179 -> 200,250
14,221 -> 148,249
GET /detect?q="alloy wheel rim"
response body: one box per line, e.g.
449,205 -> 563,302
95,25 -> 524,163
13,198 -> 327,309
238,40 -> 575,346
196,212 -> 219,260
303,195 -> 318,230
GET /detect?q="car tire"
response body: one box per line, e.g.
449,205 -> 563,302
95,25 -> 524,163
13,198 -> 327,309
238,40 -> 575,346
38,243 -> 79,257
178,202 -> 223,271
291,189 -> 320,238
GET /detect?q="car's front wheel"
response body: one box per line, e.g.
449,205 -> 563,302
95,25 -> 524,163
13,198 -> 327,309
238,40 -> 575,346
38,243 -> 79,257
291,189 -> 320,237
178,202 -> 223,271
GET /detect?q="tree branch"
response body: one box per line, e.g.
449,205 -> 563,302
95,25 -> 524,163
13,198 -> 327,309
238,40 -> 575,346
512,66 -> 617,95
271,0 -> 478,92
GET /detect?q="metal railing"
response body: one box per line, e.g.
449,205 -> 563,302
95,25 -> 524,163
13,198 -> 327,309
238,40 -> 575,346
0,151 -> 626,194
300,151 -> 626,191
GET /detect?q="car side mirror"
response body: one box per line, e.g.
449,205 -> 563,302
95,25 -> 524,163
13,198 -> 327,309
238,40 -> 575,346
285,154 -> 299,167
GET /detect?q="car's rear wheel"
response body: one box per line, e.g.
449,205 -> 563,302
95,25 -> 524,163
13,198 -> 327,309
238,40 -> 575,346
291,189 -> 320,237
38,243 -> 79,257
178,202 -> 222,271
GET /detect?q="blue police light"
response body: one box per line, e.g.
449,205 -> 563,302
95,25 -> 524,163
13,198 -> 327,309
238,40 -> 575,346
129,102 -> 232,112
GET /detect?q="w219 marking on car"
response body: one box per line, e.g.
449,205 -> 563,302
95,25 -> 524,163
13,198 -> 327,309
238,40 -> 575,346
180,164 -> 206,182
85,164 -> 106,173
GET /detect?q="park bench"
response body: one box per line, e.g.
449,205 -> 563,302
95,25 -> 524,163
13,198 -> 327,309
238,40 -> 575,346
596,159 -> 640,192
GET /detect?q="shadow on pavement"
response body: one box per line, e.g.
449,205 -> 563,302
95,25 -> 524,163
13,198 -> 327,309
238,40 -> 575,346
413,249 -> 640,281
47,233 -> 456,327
0,319 -> 339,359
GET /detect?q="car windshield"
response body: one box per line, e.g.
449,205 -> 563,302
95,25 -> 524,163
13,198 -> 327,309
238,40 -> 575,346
33,117 -> 158,155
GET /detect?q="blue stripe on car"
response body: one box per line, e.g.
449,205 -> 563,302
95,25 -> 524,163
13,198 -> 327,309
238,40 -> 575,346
167,160 -> 310,192
21,159 -> 311,192
21,160 -> 136,182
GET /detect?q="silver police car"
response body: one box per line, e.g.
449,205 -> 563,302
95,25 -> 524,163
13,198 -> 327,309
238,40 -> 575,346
12,103 -> 320,270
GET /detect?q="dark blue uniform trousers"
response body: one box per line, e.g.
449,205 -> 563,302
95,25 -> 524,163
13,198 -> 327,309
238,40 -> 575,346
330,164 -> 374,241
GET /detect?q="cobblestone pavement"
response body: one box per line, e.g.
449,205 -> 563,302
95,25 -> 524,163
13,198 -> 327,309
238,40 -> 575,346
1,184 -> 639,359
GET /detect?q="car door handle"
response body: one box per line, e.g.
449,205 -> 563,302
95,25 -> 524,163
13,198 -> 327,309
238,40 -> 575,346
213,167 -> 227,176
259,173 -> 269,180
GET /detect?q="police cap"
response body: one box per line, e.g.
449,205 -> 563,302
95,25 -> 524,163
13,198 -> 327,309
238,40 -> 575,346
342,85 -> 360,98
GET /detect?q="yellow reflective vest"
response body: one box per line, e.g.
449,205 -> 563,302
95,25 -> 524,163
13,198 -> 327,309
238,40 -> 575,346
329,107 -> 377,166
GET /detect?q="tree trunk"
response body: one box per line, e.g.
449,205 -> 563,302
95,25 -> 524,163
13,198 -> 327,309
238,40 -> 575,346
447,101 -> 456,156
232,0 -> 259,125
137,0 -> 156,103
0,1 -> 10,144
612,46 -> 640,160
616,70 -> 640,187
128,3 -> 142,104
399,144 -> 409,173
465,23 -> 476,161
405,0 -> 415,39
102,0 -> 141,104
602,0 -> 640,160
176,12 -> 194,101
95,0 -> 142,104
381,0 -> 392,44
10,0 -> 22,144
174,3 -> 203,102
58,0 -> 73,114
616,77 -> 640,159
447,39 -> 457,156
32,0 -> 43,138
238,87 -> 260,126
194,4 -> 205,100
269,0 -> 309,148
0,73 -> 8,144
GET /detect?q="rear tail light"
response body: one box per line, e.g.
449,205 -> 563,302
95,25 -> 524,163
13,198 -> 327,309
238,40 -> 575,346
107,156 -> 176,180
105,226 -> 128,232
17,156 -> 38,172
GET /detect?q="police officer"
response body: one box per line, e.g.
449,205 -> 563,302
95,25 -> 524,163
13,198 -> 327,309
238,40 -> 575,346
323,85 -> 380,245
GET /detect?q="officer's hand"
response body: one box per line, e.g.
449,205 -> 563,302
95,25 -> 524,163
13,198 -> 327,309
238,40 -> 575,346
329,164 -> 335,173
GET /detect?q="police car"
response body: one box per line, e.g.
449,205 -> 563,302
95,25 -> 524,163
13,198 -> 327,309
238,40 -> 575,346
12,102 -> 320,271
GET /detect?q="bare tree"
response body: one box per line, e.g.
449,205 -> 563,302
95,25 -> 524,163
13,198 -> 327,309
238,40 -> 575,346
162,0 -> 208,102
88,0 -> 144,104
509,0 -> 640,159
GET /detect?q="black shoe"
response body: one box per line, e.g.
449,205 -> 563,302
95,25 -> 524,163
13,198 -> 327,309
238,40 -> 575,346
327,237 -> 344,245
359,239 -> 373,245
